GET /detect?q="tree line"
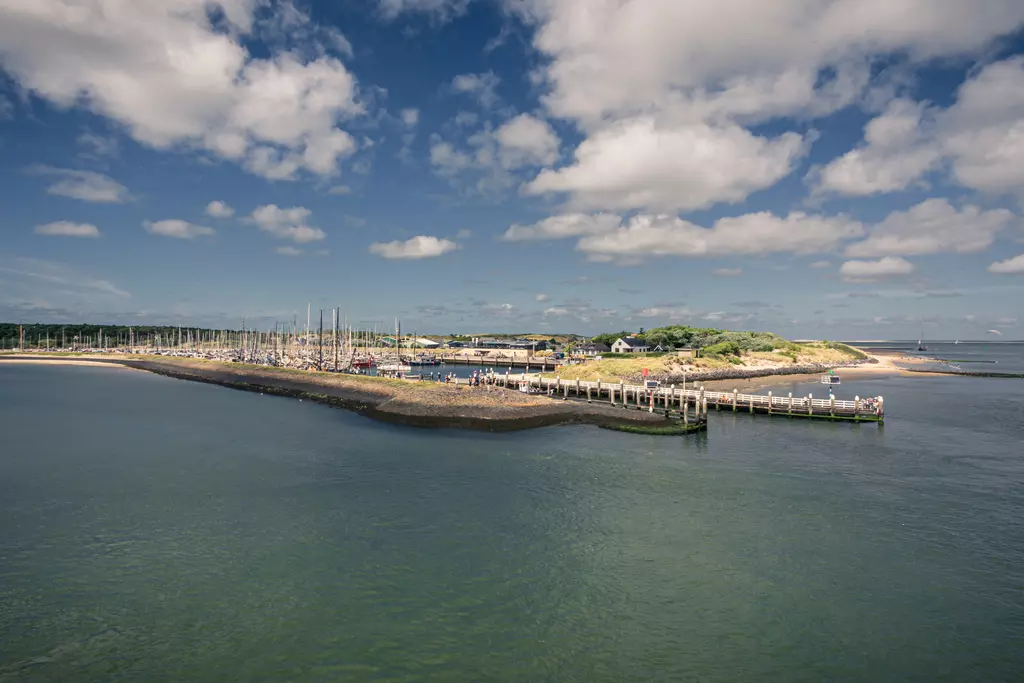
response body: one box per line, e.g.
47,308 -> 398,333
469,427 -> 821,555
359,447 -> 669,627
588,325 -> 792,351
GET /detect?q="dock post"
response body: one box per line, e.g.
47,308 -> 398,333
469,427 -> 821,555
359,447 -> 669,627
702,396 -> 708,423
563,381 -> 569,400
854,396 -> 860,422
556,375 -> 561,393
877,396 -> 884,422
807,394 -> 813,416
576,378 -> 581,397
830,395 -> 835,417
597,377 -> 601,398
587,385 -> 592,403
788,392 -> 793,416
610,386 -> 615,406
749,394 -> 754,414
671,385 -> 676,412
768,391 -> 773,415
683,402 -> 689,426
619,381 -> 625,406
733,389 -> 738,412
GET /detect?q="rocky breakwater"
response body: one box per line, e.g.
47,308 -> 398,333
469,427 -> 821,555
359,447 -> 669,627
7,355 -> 677,433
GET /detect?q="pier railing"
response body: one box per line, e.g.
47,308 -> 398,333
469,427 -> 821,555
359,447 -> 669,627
479,372 -> 883,422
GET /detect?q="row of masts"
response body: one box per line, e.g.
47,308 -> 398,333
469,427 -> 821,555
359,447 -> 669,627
6,305 -> 424,373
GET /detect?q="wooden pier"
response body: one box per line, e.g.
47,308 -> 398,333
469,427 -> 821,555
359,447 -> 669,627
483,372 -> 883,424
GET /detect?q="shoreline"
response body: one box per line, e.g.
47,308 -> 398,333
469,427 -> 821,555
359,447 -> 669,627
0,354 -> 682,433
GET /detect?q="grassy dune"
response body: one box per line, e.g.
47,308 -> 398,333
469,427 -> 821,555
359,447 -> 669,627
545,342 -> 867,382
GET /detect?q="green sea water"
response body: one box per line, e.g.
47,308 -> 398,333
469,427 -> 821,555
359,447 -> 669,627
1,363 -> 1022,682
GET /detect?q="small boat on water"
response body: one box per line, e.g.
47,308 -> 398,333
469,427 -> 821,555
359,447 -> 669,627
820,374 -> 841,386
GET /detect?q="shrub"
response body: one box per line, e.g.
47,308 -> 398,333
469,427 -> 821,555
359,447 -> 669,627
702,341 -> 742,357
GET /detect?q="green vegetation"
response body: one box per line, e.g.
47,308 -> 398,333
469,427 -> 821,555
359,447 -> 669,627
645,326 -> 792,351
590,331 -> 633,346
701,341 -> 742,357
589,325 -> 793,352
824,341 -> 868,360
0,323 -> 233,349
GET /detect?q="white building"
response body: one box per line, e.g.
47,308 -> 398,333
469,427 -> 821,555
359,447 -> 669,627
611,337 -> 649,353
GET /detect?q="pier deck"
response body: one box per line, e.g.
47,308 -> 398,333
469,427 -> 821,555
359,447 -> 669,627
484,372 -> 884,423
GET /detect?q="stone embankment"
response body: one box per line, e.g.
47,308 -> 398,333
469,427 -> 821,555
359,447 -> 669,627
2,355 -> 678,433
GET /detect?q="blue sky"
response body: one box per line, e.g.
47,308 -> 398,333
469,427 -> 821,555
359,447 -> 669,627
2,0 -> 1024,339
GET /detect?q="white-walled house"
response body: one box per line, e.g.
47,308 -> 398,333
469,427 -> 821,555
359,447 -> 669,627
611,337 -> 649,353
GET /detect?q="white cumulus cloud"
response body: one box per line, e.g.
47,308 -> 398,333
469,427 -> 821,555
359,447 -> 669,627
988,254 -> 1024,274
34,221 -> 100,238
205,201 -> 235,218
813,99 -> 941,196
400,108 -> 420,127
247,205 -> 326,243
451,71 -> 501,108
846,199 -> 1016,257
502,213 -> 621,241
564,211 -> 864,262
839,256 -> 915,282
814,57 -> 1024,200
368,235 -> 458,259
509,0 -> 1024,214
0,1 -> 362,181
29,166 -> 131,203
524,118 -> 806,213
144,220 -> 215,239
941,56 -> 1024,198
494,113 -> 560,169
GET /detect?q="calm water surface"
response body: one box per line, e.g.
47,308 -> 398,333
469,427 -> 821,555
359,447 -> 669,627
1,363 -> 1023,682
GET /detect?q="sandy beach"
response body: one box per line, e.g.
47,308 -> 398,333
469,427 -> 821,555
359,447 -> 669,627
695,350 -> 935,393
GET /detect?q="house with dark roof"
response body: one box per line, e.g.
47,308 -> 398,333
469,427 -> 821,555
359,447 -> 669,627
611,337 -> 649,353
576,342 -> 610,356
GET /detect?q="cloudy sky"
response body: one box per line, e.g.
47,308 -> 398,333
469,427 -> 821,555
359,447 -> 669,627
2,0 -> 1024,339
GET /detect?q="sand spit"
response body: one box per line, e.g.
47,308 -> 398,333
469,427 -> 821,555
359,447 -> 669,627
0,355 -> 677,433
